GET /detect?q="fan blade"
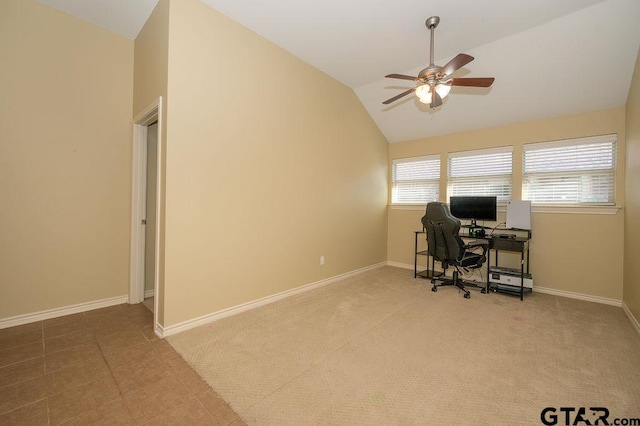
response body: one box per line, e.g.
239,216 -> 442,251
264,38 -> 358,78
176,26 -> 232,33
439,53 -> 474,78
431,87 -> 442,108
447,77 -> 495,87
382,87 -> 417,105
385,73 -> 420,81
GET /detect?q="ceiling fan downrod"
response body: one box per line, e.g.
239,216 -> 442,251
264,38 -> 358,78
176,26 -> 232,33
420,16 -> 441,84
426,16 -> 439,68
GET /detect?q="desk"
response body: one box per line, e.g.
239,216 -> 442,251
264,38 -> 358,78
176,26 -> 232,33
414,228 -> 532,300
414,230 -> 438,280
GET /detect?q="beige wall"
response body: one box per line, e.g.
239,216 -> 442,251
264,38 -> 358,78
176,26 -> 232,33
133,0 -> 169,118
624,49 -> 640,321
389,108 -> 626,301
0,0 -> 134,318
133,0 -> 170,325
160,0 -> 388,326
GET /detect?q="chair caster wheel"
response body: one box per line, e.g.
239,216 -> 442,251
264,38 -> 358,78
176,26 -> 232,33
431,287 -> 437,292
464,293 -> 470,299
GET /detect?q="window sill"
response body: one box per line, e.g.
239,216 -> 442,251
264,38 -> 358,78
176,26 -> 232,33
388,204 -> 622,215
531,205 -> 621,215
389,204 -> 426,211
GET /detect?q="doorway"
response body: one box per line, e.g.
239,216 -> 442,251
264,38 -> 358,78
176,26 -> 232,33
130,97 -> 163,336
142,122 -> 158,312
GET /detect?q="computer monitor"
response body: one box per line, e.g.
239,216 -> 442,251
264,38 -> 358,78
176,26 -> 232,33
449,196 -> 497,225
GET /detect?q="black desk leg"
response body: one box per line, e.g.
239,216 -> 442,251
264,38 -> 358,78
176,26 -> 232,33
520,252 -> 525,301
414,232 -> 418,278
485,249 -> 491,293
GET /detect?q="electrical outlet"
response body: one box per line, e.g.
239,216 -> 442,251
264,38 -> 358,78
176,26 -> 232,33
320,256 -> 325,265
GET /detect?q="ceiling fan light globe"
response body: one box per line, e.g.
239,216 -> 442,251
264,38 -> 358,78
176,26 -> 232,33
415,83 -> 450,104
436,83 -> 451,98
415,85 -> 432,103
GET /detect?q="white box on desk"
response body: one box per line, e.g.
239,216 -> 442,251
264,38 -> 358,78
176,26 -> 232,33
489,268 -> 533,289
506,200 -> 531,230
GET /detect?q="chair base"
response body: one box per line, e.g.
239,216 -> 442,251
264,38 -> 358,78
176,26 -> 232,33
431,270 -> 485,299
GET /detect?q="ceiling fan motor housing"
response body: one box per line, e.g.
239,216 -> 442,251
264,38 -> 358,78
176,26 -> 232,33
418,65 -> 441,82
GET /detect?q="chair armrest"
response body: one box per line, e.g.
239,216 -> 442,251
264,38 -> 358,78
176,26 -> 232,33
465,241 -> 488,249
464,240 -> 488,256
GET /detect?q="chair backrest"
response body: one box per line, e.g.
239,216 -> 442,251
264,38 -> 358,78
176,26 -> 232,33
421,202 -> 465,263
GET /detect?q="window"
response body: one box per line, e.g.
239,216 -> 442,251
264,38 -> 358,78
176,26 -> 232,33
522,134 -> 616,205
447,147 -> 513,203
391,156 -> 440,204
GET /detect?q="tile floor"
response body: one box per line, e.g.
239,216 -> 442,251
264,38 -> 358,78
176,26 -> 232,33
0,303 -> 246,425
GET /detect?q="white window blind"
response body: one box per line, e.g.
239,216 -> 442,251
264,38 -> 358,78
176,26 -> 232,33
522,134 -> 616,205
447,147 -> 513,203
392,156 -> 440,204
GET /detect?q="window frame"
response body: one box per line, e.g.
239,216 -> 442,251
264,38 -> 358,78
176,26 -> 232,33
446,146 -> 513,205
391,155 -> 441,205
522,134 -> 617,207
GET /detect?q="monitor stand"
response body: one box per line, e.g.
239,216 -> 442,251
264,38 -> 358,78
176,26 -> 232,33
468,219 -> 485,237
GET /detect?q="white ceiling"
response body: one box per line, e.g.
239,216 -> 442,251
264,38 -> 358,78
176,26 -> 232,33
37,0 -> 640,143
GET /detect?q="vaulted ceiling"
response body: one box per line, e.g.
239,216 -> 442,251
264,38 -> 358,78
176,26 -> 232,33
37,0 -> 640,143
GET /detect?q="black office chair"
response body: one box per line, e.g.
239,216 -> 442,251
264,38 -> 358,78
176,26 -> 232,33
421,202 -> 488,299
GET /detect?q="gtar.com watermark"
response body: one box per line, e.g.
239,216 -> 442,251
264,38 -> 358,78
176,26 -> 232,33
540,407 -> 640,426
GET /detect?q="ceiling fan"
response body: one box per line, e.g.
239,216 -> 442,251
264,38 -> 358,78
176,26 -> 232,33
383,16 -> 495,109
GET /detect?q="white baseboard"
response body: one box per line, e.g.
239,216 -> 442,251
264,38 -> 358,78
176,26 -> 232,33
622,302 -> 640,336
5,265 -> 635,339
0,295 -> 129,330
144,289 -> 155,299
160,262 -> 387,338
154,322 -> 165,339
533,286 -> 622,307
386,261 -> 413,270
388,261 -> 626,306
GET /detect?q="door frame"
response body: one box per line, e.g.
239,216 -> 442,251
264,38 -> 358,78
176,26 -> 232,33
130,97 -> 163,334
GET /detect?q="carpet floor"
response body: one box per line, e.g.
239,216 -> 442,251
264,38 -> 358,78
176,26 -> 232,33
167,266 -> 640,425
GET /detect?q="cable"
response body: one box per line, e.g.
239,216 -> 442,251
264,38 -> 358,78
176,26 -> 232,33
459,267 -> 485,287
489,222 -> 506,236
